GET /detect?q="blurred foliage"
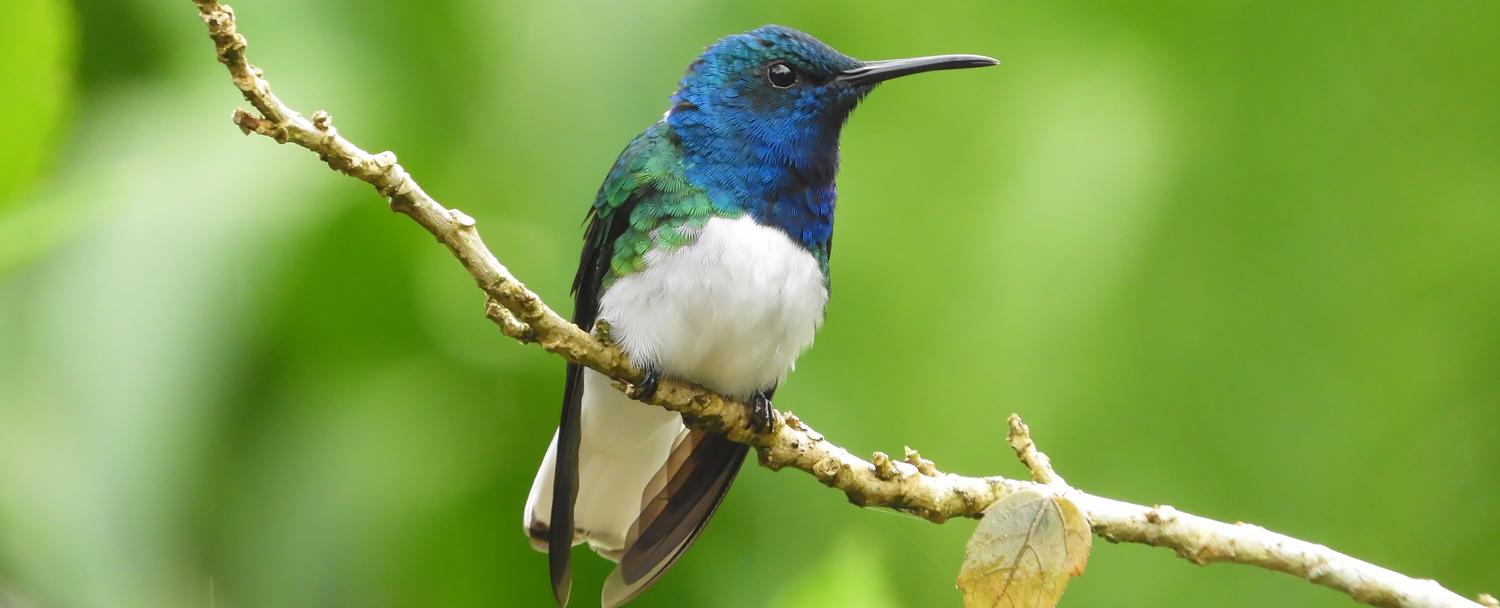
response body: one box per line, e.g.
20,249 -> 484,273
1,1 -> 1498,606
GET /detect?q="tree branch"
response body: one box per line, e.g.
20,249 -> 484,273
191,2 -> 1490,606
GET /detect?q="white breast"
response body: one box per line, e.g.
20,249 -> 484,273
599,214 -> 829,398
524,214 -> 830,557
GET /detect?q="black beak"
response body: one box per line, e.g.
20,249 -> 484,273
836,54 -> 998,86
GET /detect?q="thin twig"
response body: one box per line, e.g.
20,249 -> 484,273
190,2 -> 1488,606
1006,414 -> 1065,487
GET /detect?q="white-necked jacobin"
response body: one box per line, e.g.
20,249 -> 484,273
523,24 -> 996,606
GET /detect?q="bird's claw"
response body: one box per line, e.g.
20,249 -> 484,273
630,369 -> 661,401
746,392 -> 776,434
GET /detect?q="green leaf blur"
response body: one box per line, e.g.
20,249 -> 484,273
1,1 -> 1497,606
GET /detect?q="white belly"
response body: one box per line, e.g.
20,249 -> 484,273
524,214 -> 829,556
599,214 -> 830,398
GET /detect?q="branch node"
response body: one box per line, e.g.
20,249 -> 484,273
812,456 -> 842,482
200,8 -> 229,30
448,208 -> 477,229
782,411 -> 804,430
1145,504 -> 1180,525
312,109 -> 333,131
904,446 -> 940,477
231,108 -> 276,139
872,451 -> 899,480
373,155 -> 402,191
374,157 -> 414,199
485,299 -> 533,343
231,108 -> 256,134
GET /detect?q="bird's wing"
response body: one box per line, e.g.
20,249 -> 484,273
550,122 -> 693,605
600,428 -> 750,607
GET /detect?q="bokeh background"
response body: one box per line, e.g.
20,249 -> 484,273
2,1 -> 1498,606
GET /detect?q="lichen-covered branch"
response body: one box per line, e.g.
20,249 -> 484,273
191,2 -> 1490,606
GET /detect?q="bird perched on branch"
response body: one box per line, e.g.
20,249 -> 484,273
523,24 -> 996,606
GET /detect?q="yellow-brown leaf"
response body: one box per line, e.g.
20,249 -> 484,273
957,489 -> 1092,607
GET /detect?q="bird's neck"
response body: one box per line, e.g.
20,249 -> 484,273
666,106 -> 840,268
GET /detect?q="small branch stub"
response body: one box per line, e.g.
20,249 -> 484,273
486,298 -> 533,343
448,208 -> 477,228
1007,414 -> 1063,487
872,451 -> 899,481
904,446 -> 940,477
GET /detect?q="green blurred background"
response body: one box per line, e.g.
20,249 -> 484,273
2,0 -> 1497,606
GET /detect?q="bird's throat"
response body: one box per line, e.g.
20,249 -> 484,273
663,115 -> 840,267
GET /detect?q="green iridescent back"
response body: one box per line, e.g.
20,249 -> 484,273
589,123 -> 723,284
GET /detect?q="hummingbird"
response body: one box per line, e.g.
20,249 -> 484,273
523,24 -> 996,606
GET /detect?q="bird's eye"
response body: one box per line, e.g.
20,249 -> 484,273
766,61 -> 799,89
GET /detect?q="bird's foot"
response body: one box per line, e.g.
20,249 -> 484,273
629,368 -> 662,402
746,391 -> 776,434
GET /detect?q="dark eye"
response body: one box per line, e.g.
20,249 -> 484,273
766,61 -> 798,89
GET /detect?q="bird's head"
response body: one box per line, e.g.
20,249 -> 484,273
667,25 -> 996,186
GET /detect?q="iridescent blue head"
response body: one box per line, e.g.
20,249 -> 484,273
666,25 -> 996,259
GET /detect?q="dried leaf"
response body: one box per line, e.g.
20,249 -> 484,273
957,489 -> 1092,607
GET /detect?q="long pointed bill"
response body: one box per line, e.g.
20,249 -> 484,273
836,54 -> 998,86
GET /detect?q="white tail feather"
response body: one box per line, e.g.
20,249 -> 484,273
523,371 -> 686,558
